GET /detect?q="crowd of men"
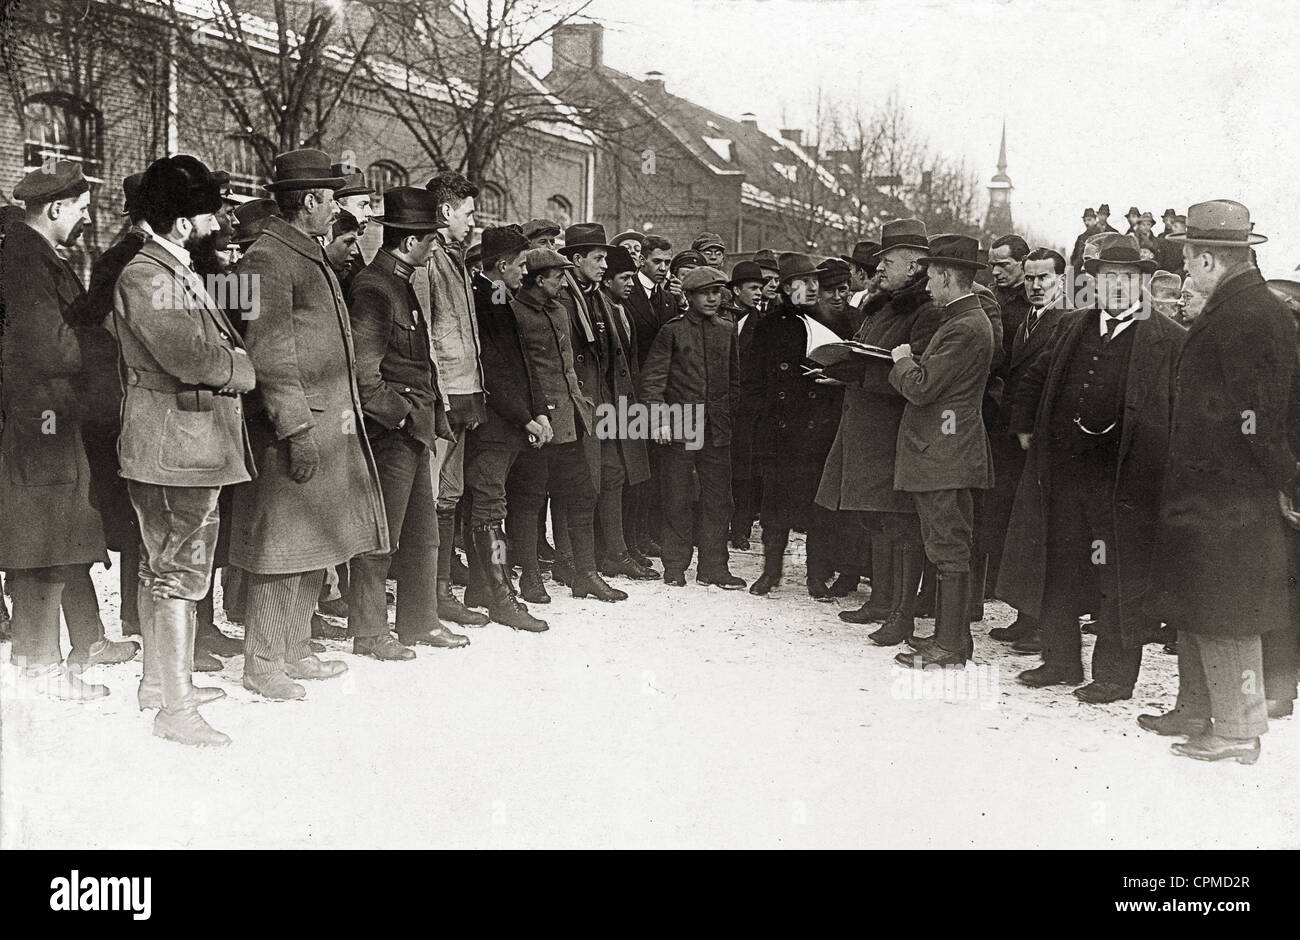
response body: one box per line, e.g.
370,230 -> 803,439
1,148 -> 1298,767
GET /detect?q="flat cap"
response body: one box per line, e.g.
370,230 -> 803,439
680,265 -> 728,292
524,247 -> 573,274
691,231 -> 725,252
13,160 -> 88,205
523,218 -> 562,239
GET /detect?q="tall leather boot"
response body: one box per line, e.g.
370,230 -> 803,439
915,559 -> 938,618
749,528 -> 788,595
462,527 -> 492,610
508,503 -> 551,604
153,597 -> 230,746
569,512 -> 627,602
869,545 -> 922,646
138,585 -> 225,711
437,511 -> 488,626
897,570 -> 971,669
968,552 -> 988,622
841,534 -> 895,623
473,523 -> 547,632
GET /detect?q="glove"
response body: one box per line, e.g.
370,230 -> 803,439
287,429 -> 320,484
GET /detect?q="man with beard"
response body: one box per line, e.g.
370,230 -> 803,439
0,162 -> 137,699
999,234 -> 1183,704
744,253 -> 843,597
818,219 -> 935,641
458,224 -> 551,631
347,188 -> 476,652
728,260 -> 767,550
1069,207 -> 1099,277
230,149 -> 388,700
595,244 -> 655,581
640,267 -> 745,590
986,248 -> 1071,650
109,155 -> 256,745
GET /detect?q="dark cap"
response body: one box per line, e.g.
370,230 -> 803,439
728,260 -> 766,287
605,244 -> 638,277
122,172 -> 146,215
479,223 -> 532,268
816,257 -> 852,288
13,160 -> 89,205
681,266 -> 728,292
524,247 -> 573,274
523,218 -> 562,240
137,155 -> 224,223
670,249 -> 706,274
691,231 -> 725,252
778,251 -> 820,283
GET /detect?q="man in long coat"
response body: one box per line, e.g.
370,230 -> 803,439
999,234 -> 1184,704
1141,201 -> 1295,763
230,149 -> 388,701
0,162 -> 136,699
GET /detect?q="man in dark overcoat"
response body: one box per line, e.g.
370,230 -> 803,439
0,162 -> 136,700
887,235 -> 996,668
742,252 -> 842,597
727,260 -> 767,550
998,233 -> 1184,704
347,187 -> 473,655
230,149 -> 388,701
1141,201 -> 1295,763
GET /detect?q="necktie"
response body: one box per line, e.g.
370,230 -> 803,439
1103,314 -> 1131,342
1024,307 -> 1040,337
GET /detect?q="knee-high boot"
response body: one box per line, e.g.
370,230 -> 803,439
152,597 -> 230,746
472,522 -> 548,632
840,535 -> 896,623
437,511 -> 489,626
138,585 -> 224,711
897,570 -> 971,668
869,545 -> 922,646
748,527 -> 788,595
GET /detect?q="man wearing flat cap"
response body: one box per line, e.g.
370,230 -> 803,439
0,160 -> 137,700
347,186 -> 474,657
640,266 -> 745,590
230,148 -> 388,701
523,218 -> 561,250
691,232 -> 726,269
111,154 -> 257,745
819,219 -> 936,640
815,257 -> 855,339
1143,200 -> 1295,763
999,232 -> 1183,703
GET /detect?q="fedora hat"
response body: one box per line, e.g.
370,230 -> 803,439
332,167 -> 373,199
1136,211 -> 1155,225
841,240 -> 881,269
728,260 -> 766,287
917,233 -> 986,271
1083,233 -> 1158,273
1167,199 -> 1267,246
232,198 -> 280,246
371,186 -> 441,230
777,251 -> 819,283
1162,208 -> 1178,221
558,221 -> 616,254
873,218 -> 929,259
264,148 -> 347,192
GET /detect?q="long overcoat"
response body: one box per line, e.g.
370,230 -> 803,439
601,293 -> 651,486
228,217 -> 388,574
996,307 -> 1185,645
0,221 -> 108,570
1149,266 -> 1297,637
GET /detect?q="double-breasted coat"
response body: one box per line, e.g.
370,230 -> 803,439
228,217 -> 388,574
1149,265 -> 1297,638
815,276 -> 934,513
0,222 -> 108,570
638,308 -> 741,448
996,307 -> 1185,645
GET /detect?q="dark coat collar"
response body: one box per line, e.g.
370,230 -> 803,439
260,216 -> 329,264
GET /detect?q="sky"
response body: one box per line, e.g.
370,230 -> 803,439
565,0 -> 1300,277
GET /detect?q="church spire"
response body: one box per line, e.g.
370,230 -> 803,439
985,120 -> 1013,236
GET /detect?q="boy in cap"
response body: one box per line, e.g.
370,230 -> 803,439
639,267 -> 745,589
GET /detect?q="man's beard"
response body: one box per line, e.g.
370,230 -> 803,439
189,230 -> 226,275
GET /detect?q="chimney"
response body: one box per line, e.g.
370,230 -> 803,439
644,70 -> 666,93
779,128 -> 803,147
552,21 -> 604,72
740,112 -> 759,129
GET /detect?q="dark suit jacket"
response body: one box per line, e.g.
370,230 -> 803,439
625,275 -> 677,369
473,272 -> 539,450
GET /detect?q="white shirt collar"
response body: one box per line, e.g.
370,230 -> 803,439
638,270 -> 658,294
1099,300 -> 1142,338
151,232 -> 193,269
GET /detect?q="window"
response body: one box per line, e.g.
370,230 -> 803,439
546,195 -> 573,229
366,160 -> 408,198
22,92 -> 103,181
222,134 -> 266,197
477,181 -> 507,226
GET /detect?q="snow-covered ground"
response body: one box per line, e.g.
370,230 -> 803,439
2,536 -> 1297,849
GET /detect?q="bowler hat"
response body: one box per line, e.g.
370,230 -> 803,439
777,251 -> 819,283
753,248 -> 779,273
692,232 -> 725,252
332,168 -> 373,199
13,160 -> 88,205
671,249 -> 706,274
1167,199 -> 1267,246
479,224 -> 531,268
605,244 -> 637,277
817,257 -> 852,288
873,218 -> 929,259
729,260 -> 766,287
612,229 -> 645,248
371,186 -> 441,230
136,155 -> 223,222
842,240 -> 881,270
264,148 -> 346,192
524,247 -> 573,274
523,218 -> 562,240
559,222 -> 615,255
232,198 -> 280,246
917,234 -> 986,271
1083,233 -> 1158,273
681,266 -> 728,293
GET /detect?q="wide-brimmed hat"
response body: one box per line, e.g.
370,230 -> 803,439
777,251 -> 820,283
917,233 -> 986,271
559,221 -> 616,255
1083,233 -> 1158,273
232,198 -> 279,245
752,248 -> 779,274
1167,199 -> 1267,246
1082,207 -> 1097,219
681,266 -> 728,292
873,218 -> 929,259
371,186 -> 441,230
1162,208 -> 1178,221
817,257 -> 852,288
1125,206 -> 1141,220
137,155 -> 223,222
729,260 -> 766,287
692,232 -> 725,252
1136,211 -> 1155,226
264,148 -> 346,192
841,240 -> 881,270
332,167 -> 373,199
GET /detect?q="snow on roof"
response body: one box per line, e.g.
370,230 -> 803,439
702,136 -> 733,163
